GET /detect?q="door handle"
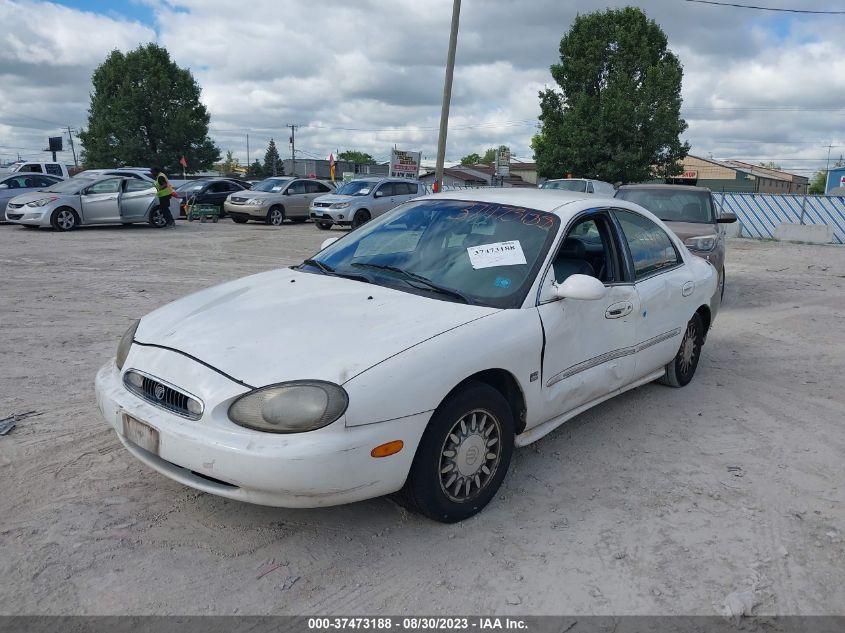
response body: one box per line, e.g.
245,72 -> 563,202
605,301 -> 633,319
682,281 -> 695,297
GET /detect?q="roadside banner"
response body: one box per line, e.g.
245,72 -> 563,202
328,153 -> 335,182
389,149 -> 421,179
495,146 -> 510,177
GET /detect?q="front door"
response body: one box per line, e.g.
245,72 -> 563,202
283,180 -> 310,218
372,182 -> 396,217
80,178 -> 122,224
536,212 -> 639,421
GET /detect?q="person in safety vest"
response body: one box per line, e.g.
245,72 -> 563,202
150,166 -> 175,227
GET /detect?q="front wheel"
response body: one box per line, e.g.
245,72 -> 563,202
398,381 -> 514,523
266,206 -> 285,226
659,312 -> 704,388
316,222 -> 332,231
51,207 -> 78,231
351,209 -> 371,229
149,209 -> 167,228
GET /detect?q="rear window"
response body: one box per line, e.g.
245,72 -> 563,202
616,189 -> 714,224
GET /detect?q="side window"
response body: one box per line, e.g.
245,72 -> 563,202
35,176 -> 56,187
86,178 -> 122,195
22,164 -> 43,173
125,179 -> 153,192
586,182 -> 594,194
288,181 -> 306,194
551,214 -> 621,284
614,209 -> 681,280
396,182 -> 414,195
305,181 -> 328,194
208,182 -> 228,193
376,183 -> 395,197
45,164 -> 63,176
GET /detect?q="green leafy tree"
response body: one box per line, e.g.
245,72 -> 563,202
222,150 -> 239,173
338,150 -> 376,164
808,171 -> 826,195
78,43 -> 220,172
533,7 -> 689,183
460,152 -> 482,165
246,159 -> 265,178
263,139 -> 284,176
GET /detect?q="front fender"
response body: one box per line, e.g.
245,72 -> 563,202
342,308 -> 544,427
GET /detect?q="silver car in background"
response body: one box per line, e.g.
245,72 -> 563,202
4,176 -> 166,231
0,173 -> 63,218
309,178 -> 423,230
223,177 -> 335,225
540,178 -> 616,195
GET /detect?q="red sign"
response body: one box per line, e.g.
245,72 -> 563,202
680,170 -> 698,179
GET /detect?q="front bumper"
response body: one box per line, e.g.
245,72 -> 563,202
5,207 -> 50,225
94,346 -> 430,508
309,207 -> 351,225
224,201 -> 266,219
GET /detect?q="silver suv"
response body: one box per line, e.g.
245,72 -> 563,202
309,178 -> 422,230
224,177 -> 335,225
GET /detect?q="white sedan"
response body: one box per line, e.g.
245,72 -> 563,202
95,189 -> 717,522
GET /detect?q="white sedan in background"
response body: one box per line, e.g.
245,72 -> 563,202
95,189 -> 717,522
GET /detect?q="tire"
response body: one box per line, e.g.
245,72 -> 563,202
398,381 -> 514,523
351,209 -> 371,230
266,206 -> 285,226
50,207 -> 78,231
659,312 -> 704,388
316,222 -> 332,231
149,208 -> 167,228
232,217 -> 248,224
212,217 -> 219,223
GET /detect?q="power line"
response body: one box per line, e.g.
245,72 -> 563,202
685,0 -> 845,14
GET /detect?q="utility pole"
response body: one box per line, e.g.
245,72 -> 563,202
66,126 -> 78,167
434,0 -> 461,193
287,124 -> 298,176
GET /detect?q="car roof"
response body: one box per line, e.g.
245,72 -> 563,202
617,183 -> 712,192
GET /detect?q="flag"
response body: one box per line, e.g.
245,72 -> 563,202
179,155 -> 188,168
328,153 -> 335,181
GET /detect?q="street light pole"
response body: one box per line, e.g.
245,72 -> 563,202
434,0 -> 461,193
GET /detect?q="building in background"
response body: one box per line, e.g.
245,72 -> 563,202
826,166 -> 845,195
661,155 -> 808,194
418,165 -> 533,188
282,159 -> 387,180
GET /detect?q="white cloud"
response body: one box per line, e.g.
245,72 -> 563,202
1,0 -> 843,175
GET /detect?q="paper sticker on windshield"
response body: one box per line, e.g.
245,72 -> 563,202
467,241 -> 527,269
271,186 -> 283,192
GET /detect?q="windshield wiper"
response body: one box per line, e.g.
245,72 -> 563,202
350,263 -> 471,304
300,259 -> 372,283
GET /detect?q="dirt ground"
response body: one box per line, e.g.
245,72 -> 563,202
0,220 -> 843,616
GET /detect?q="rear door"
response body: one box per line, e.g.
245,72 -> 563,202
80,178 -> 122,224
120,178 -> 156,220
612,208 -> 692,380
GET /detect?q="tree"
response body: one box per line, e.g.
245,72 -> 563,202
460,146 -> 509,166
338,150 -> 375,164
246,159 -> 265,179
758,161 -> 782,170
263,139 -> 284,176
808,171 -> 826,195
222,150 -> 239,173
78,43 -> 220,172
460,152 -> 482,166
533,7 -> 689,183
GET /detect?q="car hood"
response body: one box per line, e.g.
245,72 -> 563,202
313,194 -> 367,204
7,191 -> 64,204
134,268 -> 498,387
230,190 -> 280,200
661,220 -> 717,241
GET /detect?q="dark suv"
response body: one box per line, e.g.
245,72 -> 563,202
175,178 -> 249,217
615,184 -> 736,300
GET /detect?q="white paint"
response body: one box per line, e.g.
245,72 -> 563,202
467,240 -> 527,269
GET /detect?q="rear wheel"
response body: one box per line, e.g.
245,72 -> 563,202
351,209 -> 371,229
51,207 -> 78,231
398,381 -> 514,523
266,206 -> 285,226
659,313 -> 704,388
316,222 -> 332,231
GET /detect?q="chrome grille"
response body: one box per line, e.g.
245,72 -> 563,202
123,370 -> 203,420
313,202 -> 332,208
229,196 -> 247,204
6,213 -> 23,220
7,202 -> 23,210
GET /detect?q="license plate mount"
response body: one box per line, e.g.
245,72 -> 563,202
123,414 -> 160,455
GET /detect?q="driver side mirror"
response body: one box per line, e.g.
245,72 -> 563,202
374,190 -> 384,198
555,274 -> 607,301
717,212 -> 737,224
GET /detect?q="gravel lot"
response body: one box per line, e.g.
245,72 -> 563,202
1,220 -> 843,616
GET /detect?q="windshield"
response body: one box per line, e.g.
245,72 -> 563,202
542,180 -> 587,192
615,189 -> 715,224
305,199 -> 560,308
44,178 -> 94,194
176,181 -> 206,193
334,180 -> 377,196
251,178 -> 291,192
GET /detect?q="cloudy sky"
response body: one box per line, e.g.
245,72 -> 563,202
1,0 -> 844,175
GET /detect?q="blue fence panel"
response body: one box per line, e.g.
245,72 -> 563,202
717,193 -> 845,244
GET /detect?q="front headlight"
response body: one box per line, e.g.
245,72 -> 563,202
330,202 -> 350,209
228,380 -> 349,433
246,198 -> 264,206
116,319 -> 140,370
26,197 -> 57,207
684,235 -> 717,252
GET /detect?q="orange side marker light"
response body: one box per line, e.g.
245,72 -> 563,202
371,440 -> 404,458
